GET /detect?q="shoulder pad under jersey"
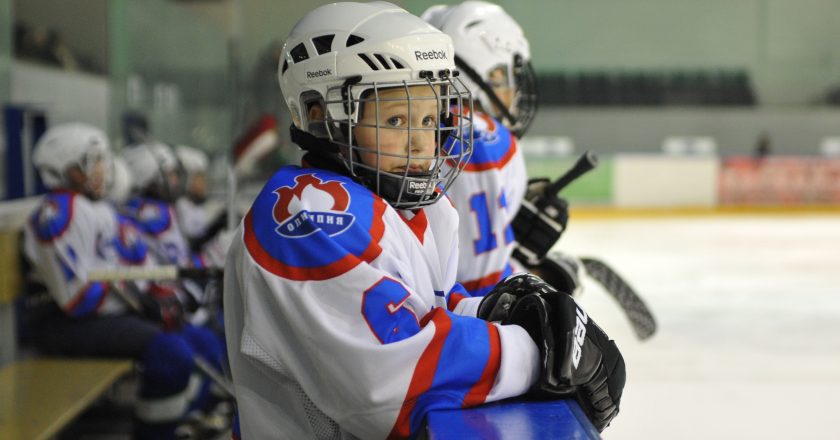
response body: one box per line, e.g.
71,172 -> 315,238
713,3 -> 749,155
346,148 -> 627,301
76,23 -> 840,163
113,215 -> 149,264
464,112 -> 517,171
126,198 -> 173,236
243,166 -> 387,281
29,191 -> 77,242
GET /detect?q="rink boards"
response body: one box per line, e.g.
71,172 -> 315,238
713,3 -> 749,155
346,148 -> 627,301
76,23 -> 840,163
427,398 -> 601,440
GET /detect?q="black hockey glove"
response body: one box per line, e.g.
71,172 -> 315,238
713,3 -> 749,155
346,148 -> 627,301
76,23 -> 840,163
506,292 -> 625,431
511,177 -> 570,266
479,274 -> 625,432
477,273 -> 557,322
534,251 -> 583,297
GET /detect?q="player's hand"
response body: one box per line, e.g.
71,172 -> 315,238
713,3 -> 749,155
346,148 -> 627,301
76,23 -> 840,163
524,177 -> 550,200
141,284 -> 185,331
477,273 -> 557,322
533,251 -> 583,297
511,178 -> 570,265
525,178 -> 570,232
488,276 -> 625,431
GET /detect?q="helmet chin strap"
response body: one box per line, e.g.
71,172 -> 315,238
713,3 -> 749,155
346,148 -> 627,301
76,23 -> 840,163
290,124 -> 439,208
454,55 -> 518,129
290,124 -> 354,176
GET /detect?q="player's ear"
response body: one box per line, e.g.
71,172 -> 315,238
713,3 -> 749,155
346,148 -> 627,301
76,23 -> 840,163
66,165 -> 87,189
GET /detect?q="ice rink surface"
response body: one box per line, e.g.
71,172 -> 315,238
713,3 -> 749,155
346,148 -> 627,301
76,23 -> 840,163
558,214 -> 840,440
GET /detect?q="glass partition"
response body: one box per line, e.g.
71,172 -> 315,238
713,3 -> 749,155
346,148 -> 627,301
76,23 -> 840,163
109,0 -> 232,159
0,0 -> 10,103
1,0 -> 11,198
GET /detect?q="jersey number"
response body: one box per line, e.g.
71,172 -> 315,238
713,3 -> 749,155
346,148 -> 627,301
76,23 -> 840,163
469,191 -> 514,255
361,277 -> 420,344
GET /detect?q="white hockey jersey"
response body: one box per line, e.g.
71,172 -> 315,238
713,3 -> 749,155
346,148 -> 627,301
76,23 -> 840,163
175,197 -> 209,240
445,112 -> 527,296
23,191 -> 150,317
224,166 -> 539,439
125,197 -> 200,267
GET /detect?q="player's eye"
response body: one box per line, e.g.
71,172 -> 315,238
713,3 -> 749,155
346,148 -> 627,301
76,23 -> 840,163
422,115 -> 437,127
386,116 -> 404,127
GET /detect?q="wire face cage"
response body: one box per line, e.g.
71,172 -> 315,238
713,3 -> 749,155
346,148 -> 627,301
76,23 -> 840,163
322,73 -> 474,209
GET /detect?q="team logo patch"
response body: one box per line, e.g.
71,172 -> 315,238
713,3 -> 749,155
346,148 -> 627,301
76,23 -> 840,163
37,200 -> 60,227
31,194 -> 73,242
272,174 -> 355,238
139,203 -> 162,223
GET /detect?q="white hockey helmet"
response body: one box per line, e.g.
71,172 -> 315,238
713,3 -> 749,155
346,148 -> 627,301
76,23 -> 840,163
175,145 -> 209,176
107,155 -> 132,204
423,1 -> 536,137
32,122 -> 111,195
175,144 -> 209,202
278,1 -> 474,209
122,141 -> 182,200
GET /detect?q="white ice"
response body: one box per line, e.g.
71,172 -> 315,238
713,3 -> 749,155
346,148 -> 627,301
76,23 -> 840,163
558,215 -> 840,440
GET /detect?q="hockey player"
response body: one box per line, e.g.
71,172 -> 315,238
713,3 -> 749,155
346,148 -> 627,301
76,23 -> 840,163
122,141 -> 193,266
23,123 -> 225,439
174,145 -> 211,241
422,2 -> 537,296
224,2 -> 624,438
424,1 -> 584,298
173,144 -> 233,269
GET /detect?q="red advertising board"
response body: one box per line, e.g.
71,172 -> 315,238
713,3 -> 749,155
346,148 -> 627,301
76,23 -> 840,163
720,157 -> 840,205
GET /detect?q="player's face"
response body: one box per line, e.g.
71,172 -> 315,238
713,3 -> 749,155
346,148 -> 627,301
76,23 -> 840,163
354,86 -> 440,174
487,66 -> 514,114
189,172 -> 207,202
86,159 -> 107,200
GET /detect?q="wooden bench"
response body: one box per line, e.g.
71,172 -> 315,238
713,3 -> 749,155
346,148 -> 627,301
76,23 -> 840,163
1,222 -> 134,440
0,358 -> 133,440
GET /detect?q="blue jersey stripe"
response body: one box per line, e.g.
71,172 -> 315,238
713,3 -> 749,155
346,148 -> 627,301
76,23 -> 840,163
407,311 -> 493,434
67,283 -> 108,317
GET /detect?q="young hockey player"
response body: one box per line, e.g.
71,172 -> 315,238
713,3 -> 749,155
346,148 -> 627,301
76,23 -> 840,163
122,141 -> 194,266
424,1 -> 582,297
174,145 -> 211,241
224,2 -> 624,438
23,123 -> 225,439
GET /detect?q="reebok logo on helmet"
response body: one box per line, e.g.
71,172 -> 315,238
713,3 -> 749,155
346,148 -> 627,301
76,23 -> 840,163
414,50 -> 448,61
306,69 -> 332,79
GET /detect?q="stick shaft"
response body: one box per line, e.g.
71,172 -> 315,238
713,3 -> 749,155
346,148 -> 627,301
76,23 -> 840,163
545,150 -> 599,195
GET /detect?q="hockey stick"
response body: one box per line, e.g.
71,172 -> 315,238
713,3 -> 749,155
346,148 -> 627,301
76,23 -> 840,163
513,151 -> 657,339
579,257 -> 657,340
513,151 -> 599,265
88,266 -> 223,282
543,150 -> 599,197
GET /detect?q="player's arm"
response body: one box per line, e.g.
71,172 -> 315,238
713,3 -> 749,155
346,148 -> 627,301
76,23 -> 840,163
445,282 -> 480,316
237,259 -> 540,439
24,219 -> 112,318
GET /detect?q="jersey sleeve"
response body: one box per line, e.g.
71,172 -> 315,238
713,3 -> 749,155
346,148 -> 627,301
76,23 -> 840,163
227,167 -> 540,439
25,193 -> 114,317
126,198 -> 193,266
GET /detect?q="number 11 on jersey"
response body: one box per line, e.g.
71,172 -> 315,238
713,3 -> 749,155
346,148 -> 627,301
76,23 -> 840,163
469,191 -> 514,255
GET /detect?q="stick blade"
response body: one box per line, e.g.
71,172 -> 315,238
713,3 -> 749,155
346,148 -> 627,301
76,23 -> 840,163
580,257 -> 657,340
